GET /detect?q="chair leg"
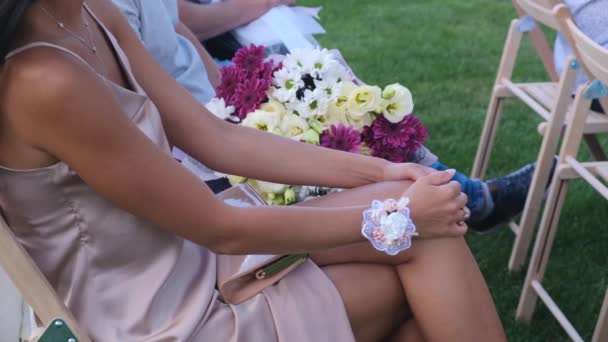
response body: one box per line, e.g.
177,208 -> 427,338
472,94 -> 505,180
583,134 -> 608,161
592,289 -> 608,342
472,19 -> 522,180
516,176 -> 569,321
508,136 -> 559,272
508,56 -> 580,272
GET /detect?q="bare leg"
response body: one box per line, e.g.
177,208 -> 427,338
299,181 -> 506,341
389,320 -> 425,342
321,263 -> 415,341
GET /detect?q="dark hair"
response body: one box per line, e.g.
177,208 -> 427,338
0,0 -> 34,58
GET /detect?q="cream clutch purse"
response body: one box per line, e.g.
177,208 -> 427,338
215,184 -> 308,304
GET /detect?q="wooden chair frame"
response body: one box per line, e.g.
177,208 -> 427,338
471,0 -> 608,273
516,12 -> 608,341
0,214 -> 91,342
511,0 -> 559,82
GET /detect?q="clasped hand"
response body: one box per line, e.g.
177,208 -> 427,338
384,163 -> 469,238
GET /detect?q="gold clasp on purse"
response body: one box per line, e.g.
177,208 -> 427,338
255,254 -> 308,280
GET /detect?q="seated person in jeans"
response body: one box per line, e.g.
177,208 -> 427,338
114,0 -> 541,232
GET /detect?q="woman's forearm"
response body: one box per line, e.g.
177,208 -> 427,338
178,0 -> 271,40
213,203 -> 366,254
185,120 -> 389,189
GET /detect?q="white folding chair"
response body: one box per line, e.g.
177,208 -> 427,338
471,0 -> 608,272
0,213 -> 91,342
516,11 -> 608,341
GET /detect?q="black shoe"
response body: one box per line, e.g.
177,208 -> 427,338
469,158 -> 557,233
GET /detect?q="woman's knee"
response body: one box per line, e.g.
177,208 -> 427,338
403,236 -> 469,264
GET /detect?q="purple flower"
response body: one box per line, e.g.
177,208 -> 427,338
232,44 -> 266,74
363,114 -> 428,161
320,124 -> 362,153
233,77 -> 270,119
370,145 -> 407,163
216,66 -> 240,105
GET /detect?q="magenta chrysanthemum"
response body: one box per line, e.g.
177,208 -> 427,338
320,124 -> 362,153
232,44 -> 265,74
363,114 -> 427,162
216,66 -> 240,105
256,60 -> 278,82
371,145 -> 407,163
233,78 -> 270,119
214,45 -> 278,120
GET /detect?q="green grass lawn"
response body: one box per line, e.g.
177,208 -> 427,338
300,0 -> 608,340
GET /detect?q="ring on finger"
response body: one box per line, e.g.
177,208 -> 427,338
462,207 -> 471,221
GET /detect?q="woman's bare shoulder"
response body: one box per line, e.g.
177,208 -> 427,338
0,46 -> 112,148
2,48 -> 93,114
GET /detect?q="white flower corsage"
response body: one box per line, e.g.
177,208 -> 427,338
361,197 -> 418,255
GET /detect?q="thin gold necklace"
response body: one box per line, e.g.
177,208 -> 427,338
38,4 -> 98,54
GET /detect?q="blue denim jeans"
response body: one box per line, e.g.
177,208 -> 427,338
429,161 -> 487,219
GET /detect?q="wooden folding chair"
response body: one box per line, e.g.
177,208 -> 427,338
471,0 -> 608,272
516,11 -> 608,341
0,214 -> 91,342
511,0 -> 559,82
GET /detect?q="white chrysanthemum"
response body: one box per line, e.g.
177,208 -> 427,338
283,48 -> 315,74
298,88 -> 330,118
280,114 -> 310,140
308,49 -> 335,76
205,98 -> 237,121
314,79 -> 342,102
347,85 -> 383,118
272,68 -> 303,103
328,60 -> 350,80
241,110 -> 281,132
381,83 -> 414,123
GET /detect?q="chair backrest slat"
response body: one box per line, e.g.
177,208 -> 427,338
0,214 -> 91,341
566,19 -> 608,86
517,0 -> 562,29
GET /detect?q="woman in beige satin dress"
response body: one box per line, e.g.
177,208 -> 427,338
0,0 -> 506,341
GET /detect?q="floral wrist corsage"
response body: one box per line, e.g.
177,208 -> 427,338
361,197 -> 417,256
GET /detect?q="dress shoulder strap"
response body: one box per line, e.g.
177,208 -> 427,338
4,42 -> 97,74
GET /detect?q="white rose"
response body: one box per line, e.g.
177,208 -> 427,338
241,110 -> 281,133
347,112 -> 373,130
340,80 -> 358,97
347,85 -> 382,118
381,84 -> 414,123
280,114 -> 310,140
253,180 -> 288,194
325,104 -> 350,128
260,98 -> 287,118
205,98 -> 236,121
227,175 -> 247,185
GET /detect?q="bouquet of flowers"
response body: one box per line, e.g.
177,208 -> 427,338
206,45 -> 428,204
